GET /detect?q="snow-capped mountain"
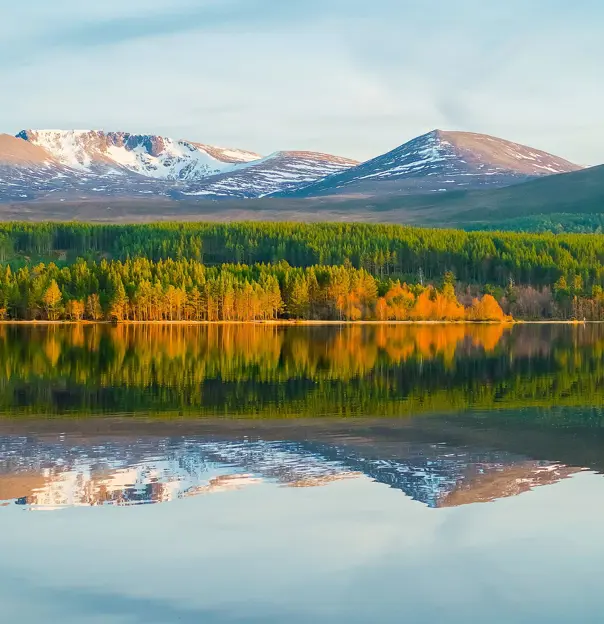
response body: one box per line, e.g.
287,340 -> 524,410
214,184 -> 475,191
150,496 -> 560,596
284,130 -> 583,197
0,133 -> 179,201
0,130 -> 358,202
17,130 -> 261,180
178,151 -> 359,199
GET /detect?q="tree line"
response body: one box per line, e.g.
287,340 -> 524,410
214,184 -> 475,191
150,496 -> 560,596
3,221 -> 604,289
0,258 -> 508,321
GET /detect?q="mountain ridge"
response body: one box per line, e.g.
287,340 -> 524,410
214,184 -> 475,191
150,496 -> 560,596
17,129 -> 261,179
1,129 -> 357,201
178,150 -> 359,199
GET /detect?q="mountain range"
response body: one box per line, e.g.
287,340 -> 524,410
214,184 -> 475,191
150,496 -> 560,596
0,129 -> 358,202
0,127 -> 582,201
0,127 -> 601,227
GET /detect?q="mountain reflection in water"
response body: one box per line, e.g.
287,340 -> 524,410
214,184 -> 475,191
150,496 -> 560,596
1,414 -> 594,510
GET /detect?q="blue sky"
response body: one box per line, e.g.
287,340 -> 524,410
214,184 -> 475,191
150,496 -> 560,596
1,0 -> 602,163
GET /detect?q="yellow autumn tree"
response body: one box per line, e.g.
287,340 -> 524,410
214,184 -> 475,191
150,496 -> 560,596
43,280 -> 63,320
375,297 -> 388,321
65,300 -> 85,321
86,294 -> 103,321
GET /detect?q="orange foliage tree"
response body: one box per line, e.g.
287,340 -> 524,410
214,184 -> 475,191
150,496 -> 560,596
467,294 -> 510,321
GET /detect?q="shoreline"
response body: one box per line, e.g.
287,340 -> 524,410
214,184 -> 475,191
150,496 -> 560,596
0,319 -> 594,326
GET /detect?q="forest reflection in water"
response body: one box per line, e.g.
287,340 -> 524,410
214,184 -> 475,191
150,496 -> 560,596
0,322 -> 603,416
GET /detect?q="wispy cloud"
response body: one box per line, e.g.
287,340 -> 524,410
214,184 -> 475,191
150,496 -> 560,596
3,0 -> 352,57
44,0 -> 310,49
0,0 -> 602,163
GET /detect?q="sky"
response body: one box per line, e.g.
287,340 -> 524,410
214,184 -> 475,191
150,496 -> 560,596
1,0 -> 603,164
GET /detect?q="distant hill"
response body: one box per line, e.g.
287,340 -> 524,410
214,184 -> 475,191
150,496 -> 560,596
366,163 -> 604,228
0,133 -> 80,202
281,130 -> 582,198
439,163 -> 604,224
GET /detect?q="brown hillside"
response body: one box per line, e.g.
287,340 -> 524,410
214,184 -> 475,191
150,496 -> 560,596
0,134 -> 55,166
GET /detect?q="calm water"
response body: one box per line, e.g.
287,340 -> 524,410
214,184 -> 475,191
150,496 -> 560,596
1,324 -> 604,623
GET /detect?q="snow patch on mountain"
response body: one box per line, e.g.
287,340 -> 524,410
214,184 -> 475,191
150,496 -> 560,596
180,151 -> 360,199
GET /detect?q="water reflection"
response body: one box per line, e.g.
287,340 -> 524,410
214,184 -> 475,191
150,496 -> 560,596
0,323 -> 603,416
1,414 -> 593,510
0,436 -> 355,509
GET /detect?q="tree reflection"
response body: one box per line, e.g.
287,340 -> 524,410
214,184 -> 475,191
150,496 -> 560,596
0,323 -> 601,416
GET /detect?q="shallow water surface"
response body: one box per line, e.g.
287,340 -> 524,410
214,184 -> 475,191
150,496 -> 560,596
1,324 -> 604,622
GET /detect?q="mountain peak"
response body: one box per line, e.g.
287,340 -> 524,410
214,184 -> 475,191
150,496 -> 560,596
285,130 -> 582,198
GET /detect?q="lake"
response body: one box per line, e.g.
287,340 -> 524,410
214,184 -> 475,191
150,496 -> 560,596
1,324 -> 604,623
